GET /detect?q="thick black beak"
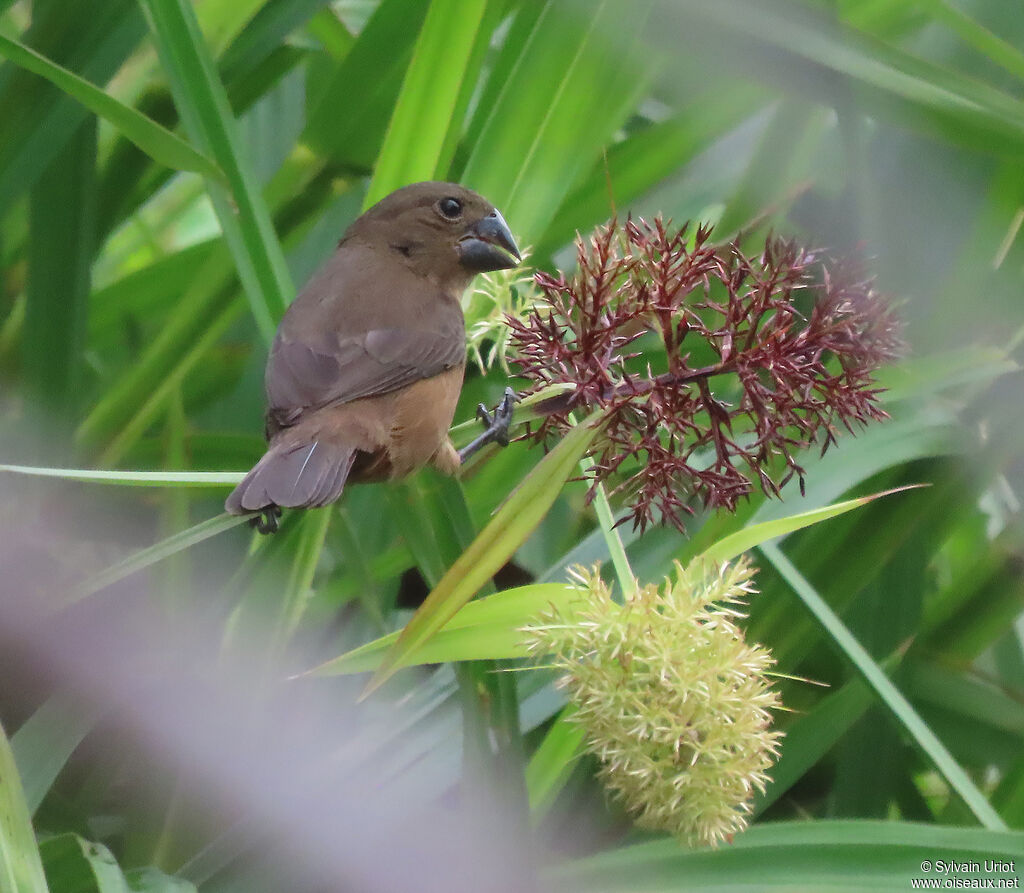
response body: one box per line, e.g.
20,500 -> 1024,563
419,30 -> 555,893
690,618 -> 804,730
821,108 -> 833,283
457,210 -> 521,272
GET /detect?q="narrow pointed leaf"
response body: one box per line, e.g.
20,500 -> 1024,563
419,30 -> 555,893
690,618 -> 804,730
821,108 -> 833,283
526,706 -> 585,816
11,696 -> 101,816
0,465 -> 242,487
307,583 -> 578,675
365,412 -> 606,694
0,721 -> 49,893
695,487 -> 925,566
138,0 -> 293,341
303,0 -> 431,168
0,32 -> 221,181
554,820 -> 1024,890
0,0 -> 144,209
761,541 -> 1007,831
364,0 -> 488,207
69,515 -> 251,604
461,0 -> 657,245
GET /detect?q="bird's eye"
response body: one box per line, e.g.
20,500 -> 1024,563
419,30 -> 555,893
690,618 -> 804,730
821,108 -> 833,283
437,197 -> 463,219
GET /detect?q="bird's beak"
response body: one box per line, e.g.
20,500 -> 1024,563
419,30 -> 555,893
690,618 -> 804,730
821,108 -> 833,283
457,210 -> 521,272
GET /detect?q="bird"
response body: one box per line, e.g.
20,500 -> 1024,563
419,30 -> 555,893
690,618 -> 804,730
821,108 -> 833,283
225,182 -> 521,534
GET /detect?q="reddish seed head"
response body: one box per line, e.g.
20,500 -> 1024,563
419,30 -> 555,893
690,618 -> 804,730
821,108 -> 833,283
508,218 -> 904,532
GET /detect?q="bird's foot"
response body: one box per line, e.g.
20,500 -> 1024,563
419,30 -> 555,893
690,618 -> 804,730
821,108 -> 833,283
459,387 -> 517,463
476,387 -> 516,448
250,505 -> 282,535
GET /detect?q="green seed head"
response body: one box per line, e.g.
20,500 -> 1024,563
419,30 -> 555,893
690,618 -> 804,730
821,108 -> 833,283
524,559 -> 783,846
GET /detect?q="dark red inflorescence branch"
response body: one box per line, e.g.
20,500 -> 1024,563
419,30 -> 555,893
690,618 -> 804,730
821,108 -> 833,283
508,218 -> 904,533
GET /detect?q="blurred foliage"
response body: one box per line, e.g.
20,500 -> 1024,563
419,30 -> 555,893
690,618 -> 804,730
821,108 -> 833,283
1,0 -> 1023,890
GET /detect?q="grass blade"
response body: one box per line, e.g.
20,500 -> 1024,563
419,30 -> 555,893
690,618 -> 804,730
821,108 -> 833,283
0,32 -> 221,180
0,721 -> 49,893
538,86 -> 764,257
676,0 -> 1024,156
553,819 -> 1024,890
760,541 -> 1007,831
303,0 -> 431,169
526,706 -> 585,817
69,514 -> 251,605
0,465 -> 242,487
11,695 -> 101,816
753,677 -> 875,817
461,0 -> 656,245
914,0 -> 1024,84
138,0 -> 293,342
364,412 -> 606,694
75,247 -> 239,456
0,0 -> 144,210
38,834 -> 129,893
364,0 -> 489,206
305,583 -> 577,675
24,116 -> 94,420
695,487 -> 925,565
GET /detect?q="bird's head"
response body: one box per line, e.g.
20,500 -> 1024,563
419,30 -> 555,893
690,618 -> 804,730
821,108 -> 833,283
346,182 -> 521,287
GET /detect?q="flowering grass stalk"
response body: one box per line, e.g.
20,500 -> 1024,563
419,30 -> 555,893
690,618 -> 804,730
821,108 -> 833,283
523,558 -> 783,846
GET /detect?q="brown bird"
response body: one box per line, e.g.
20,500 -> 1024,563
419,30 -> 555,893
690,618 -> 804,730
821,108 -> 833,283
225,182 -> 521,533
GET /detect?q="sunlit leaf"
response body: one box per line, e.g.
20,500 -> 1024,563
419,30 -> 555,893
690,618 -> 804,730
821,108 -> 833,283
365,412 -> 606,694
0,721 -> 49,893
306,583 -> 578,675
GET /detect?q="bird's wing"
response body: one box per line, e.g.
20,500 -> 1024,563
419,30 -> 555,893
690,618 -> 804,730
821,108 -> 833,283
265,323 -> 465,428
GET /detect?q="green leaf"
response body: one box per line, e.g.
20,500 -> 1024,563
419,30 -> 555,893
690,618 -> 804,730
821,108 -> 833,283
679,0 -> 1024,156
461,0 -> 657,245
0,0 -> 144,209
192,0 -> 266,58
270,508 -> 333,654
306,583 -> 578,675
761,541 -> 1007,831
0,721 -> 49,893
11,695 -> 100,816
877,348 -> 1019,404
138,0 -> 293,342
87,240 -> 217,351
538,86 -> 765,257
219,0 -> 331,83
0,32 -> 222,181
96,297 -> 245,467
303,0 -> 431,169
695,487 -> 924,566
39,835 -> 129,893
24,111 -> 94,419
913,0 -> 1024,84
753,678 -> 876,817
124,867 -> 196,893
75,247 -> 239,457
364,412 -> 606,694
364,0 -> 489,207
0,465 -> 242,487
553,819 -> 1024,891
69,514 -> 251,605
525,706 -> 585,816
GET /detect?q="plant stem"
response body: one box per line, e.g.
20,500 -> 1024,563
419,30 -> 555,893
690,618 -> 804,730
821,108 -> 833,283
569,409 -> 635,595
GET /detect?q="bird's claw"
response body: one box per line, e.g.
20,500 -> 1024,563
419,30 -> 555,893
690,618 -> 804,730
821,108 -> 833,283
250,505 -> 282,535
491,387 -> 516,447
458,387 -> 518,463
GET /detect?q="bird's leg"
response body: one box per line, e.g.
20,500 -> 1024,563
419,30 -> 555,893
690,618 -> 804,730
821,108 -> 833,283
458,387 -> 517,464
250,505 -> 282,535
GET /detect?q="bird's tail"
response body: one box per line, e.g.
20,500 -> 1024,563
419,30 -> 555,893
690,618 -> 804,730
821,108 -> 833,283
225,439 -> 357,515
